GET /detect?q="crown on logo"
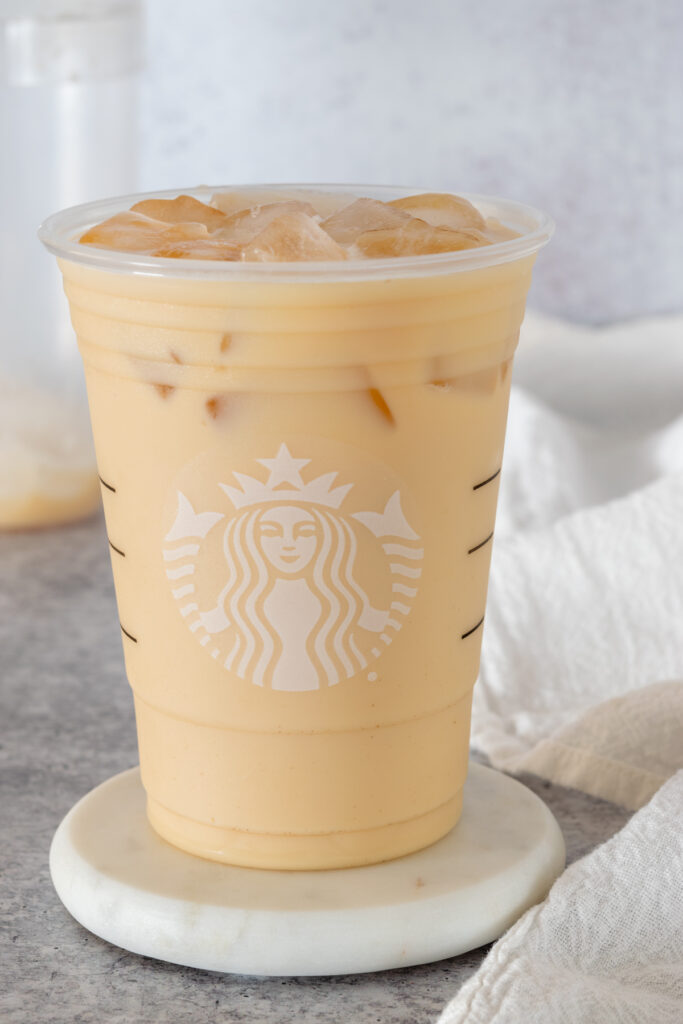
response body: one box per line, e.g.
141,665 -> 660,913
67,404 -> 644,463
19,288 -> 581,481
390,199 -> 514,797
219,444 -> 353,510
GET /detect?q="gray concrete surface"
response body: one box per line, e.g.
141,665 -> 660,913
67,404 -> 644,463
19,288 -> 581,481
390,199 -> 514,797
1,514 -> 632,1024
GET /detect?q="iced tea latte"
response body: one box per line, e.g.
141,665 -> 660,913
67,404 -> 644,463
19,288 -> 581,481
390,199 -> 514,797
41,186 -> 551,869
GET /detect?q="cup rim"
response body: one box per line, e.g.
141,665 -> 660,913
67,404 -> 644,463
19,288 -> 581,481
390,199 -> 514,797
39,183 -> 554,282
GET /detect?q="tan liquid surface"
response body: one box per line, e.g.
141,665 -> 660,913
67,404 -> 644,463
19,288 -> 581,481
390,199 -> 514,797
59,204 -> 535,869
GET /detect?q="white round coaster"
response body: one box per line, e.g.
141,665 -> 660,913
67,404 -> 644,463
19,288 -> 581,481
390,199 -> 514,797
50,764 -> 565,976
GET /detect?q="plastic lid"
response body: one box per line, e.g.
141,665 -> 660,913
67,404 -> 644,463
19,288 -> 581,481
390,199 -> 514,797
39,184 -> 554,283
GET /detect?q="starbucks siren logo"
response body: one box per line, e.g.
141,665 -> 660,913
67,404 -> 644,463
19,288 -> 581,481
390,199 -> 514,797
163,444 -> 422,691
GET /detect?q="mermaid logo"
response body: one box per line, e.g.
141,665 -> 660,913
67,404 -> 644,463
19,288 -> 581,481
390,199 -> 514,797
163,444 -> 422,691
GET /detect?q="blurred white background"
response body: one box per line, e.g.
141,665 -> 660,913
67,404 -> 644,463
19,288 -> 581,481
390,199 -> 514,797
141,0 -> 682,323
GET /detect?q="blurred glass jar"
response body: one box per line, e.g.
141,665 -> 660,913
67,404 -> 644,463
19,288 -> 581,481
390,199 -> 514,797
0,0 -> 143,529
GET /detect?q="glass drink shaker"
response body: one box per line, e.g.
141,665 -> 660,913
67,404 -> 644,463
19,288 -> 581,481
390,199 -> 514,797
0,0 -> 143,528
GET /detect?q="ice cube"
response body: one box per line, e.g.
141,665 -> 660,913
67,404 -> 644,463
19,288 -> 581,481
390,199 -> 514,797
205,396 -> 227,419
388,193 -> 486,231
80,211 -> 208,253
216,201 -> 319,245
211,189 -> 315,214
482,217 -> 520,242
430,367 -> 499,394
321,198 -> 411,244
242,212 -> 347,262
354,219 -> 489,258
131,194 -> 228,231
152,238 -> 241,260
367,387 -> 395,424
210,190 -> 260,215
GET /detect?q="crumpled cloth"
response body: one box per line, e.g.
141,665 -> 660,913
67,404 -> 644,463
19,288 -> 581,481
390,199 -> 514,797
475,314 -> 683,809
437,772 -> 683,1024
438,312 -> 683,1023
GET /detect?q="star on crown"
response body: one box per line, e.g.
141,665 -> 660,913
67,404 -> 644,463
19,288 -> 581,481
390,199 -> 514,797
219,444 -> 353,510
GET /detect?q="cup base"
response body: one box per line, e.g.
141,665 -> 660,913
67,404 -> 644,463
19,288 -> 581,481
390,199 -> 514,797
49,763 -> 565,976
145,790 -> 464,871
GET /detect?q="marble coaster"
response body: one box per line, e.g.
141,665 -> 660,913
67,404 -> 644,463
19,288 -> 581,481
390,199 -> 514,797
49,764 -> 565,976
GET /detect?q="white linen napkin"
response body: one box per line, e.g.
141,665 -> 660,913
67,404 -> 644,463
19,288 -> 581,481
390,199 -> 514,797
477,459 -> 683,808
437,313 -> 683,1023
474,316 -> 683,809
437,771 -> 683,1024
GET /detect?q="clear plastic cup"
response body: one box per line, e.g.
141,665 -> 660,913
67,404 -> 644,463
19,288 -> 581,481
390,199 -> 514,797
40,185 -> 552,869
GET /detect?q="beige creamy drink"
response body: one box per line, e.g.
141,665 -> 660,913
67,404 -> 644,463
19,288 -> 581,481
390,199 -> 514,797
41,186 -> 552,869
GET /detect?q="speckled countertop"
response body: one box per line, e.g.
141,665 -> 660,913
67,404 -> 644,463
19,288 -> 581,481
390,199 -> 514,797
1,514 -> 632,1024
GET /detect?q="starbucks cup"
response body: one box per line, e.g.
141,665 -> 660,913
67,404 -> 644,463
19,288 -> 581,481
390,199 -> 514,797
40,186 -> 552,870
